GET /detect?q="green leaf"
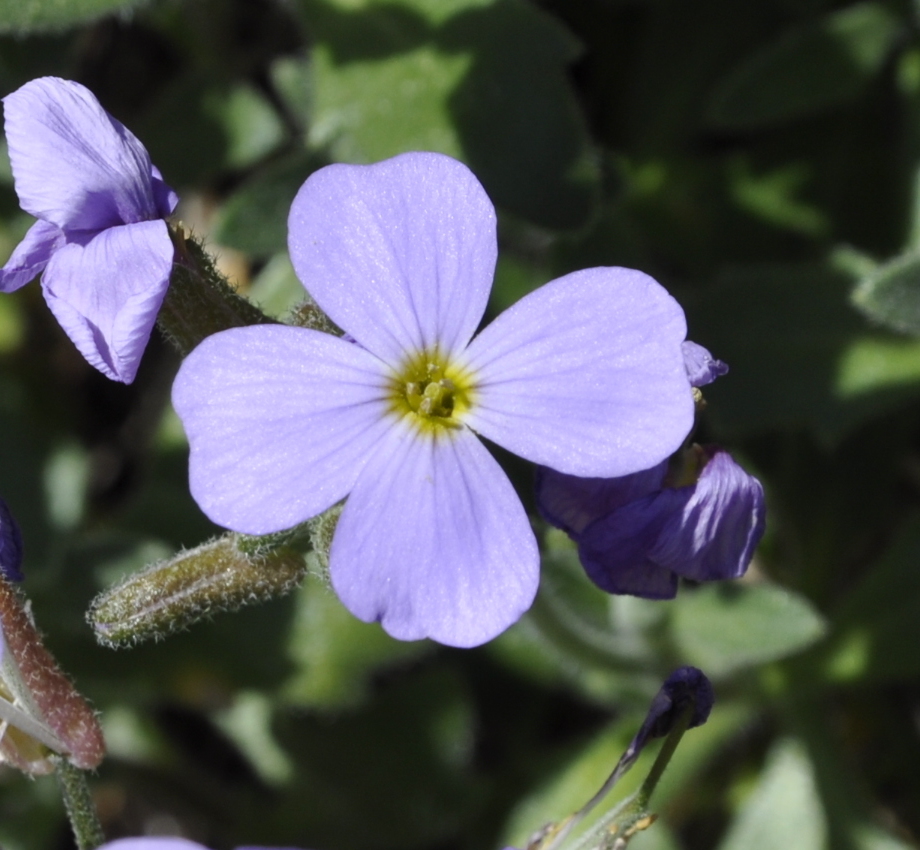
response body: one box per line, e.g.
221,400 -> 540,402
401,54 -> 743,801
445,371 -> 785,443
213,152 -> 323,257
686,263 -> 920,443
717,738 -> 826,850
208,83 -> 286,170
0,0 -> 147,33
671,583 -> 827,678
292,0 -> 599,229
822,517 -> 920,683
284,573 -> 433,709
706,3 -> 900,129
852,251 -> 920,336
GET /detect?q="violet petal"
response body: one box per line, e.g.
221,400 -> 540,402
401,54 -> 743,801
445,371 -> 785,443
464,266 -> 694,477
173,325 -> 394,535
651,449 -> 766,582
40,220 -> 173,383
3,77 -> 160,230
0,219 -> 63,293
535,460 -> 667,536
0,498 -> 23,582
288,152 -> 496,365
681,340 -> 728,387
577,493 -> 679,599
331,425 -> 539,647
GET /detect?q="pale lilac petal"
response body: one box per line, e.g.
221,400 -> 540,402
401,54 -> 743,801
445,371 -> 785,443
40,220 -> 173,383
651,449 -> 766,581
681,340 -> 728,387
535,460 -> 667,536
173,325 -> 394,535
330,426 -> 539,647
288,152 -> 496,364
150,164 -> 179,216
464,267 -> 694,477
99,840 -> 210,850
577,495 -> 679,599
0,219 -> 62,292
3,77 -> 159,230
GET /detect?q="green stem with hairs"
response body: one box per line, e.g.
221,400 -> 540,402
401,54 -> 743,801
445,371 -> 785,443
54,757 -> 105,850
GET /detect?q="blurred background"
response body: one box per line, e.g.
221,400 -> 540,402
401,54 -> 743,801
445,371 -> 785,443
0,0 -> 919,848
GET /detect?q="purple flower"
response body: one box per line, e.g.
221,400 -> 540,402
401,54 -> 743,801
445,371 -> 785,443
0,498 -> 23,582
680,340 -> 728,387
99,841 -> 305,850
0,77 -> 178,383
536,340 -> 764,599
172,152 -> 694,647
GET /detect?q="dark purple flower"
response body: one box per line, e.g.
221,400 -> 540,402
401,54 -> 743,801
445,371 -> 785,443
681,340 -> 728,387
0,499 -> 23,582
0,77 -> 178,383
173,152 -> 696,648
538,445 -> 765,599
536,341 -> 763,599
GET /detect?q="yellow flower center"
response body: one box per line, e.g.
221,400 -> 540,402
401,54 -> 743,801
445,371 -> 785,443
388,348 -> 476,435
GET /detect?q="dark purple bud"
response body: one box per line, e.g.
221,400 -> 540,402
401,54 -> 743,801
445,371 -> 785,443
622,666 -> 714,767
0,499 -> 24,582
681,341 -> 728,387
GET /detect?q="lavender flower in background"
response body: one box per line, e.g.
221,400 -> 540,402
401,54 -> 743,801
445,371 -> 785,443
536,344 -> 765,599
0,77 -> 178,383
173,151 -> 695,648
0,498 -> 23,582
99,841 -> 306,850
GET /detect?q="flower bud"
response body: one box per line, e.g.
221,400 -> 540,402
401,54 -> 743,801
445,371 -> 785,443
0,575 -> 104,773
88,533 -> 306,648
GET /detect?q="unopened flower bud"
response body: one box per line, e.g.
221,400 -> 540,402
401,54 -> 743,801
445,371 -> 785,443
0,575 -> 104,773
88,533 -> 307,648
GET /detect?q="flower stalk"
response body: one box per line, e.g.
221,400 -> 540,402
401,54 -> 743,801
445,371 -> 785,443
54,756 -> 106,850
157,226 -> 277,356
88,533 -> 307,647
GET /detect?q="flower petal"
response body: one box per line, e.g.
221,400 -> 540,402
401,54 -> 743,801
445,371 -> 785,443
288,152 -> 496,364
651,448 -> 766,581
40,220 -> 173,383
535,460 -> 667,536
150,164 -> 179,217
99,841 -> 211,850
0,498 -> 24,582
0,219 -> 62,292
577,495 -> 679,599
173,325 -> 394,535
3,77 -> 160,230
464,267 -> 694,477
330,426 -> 539,647
681,340 -> 728,387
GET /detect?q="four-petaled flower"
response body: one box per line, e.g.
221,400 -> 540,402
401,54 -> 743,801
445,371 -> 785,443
0,76 -> 178,383
536,343 -> 765,599
173,152 -> 695,647
97,840 -> 304,850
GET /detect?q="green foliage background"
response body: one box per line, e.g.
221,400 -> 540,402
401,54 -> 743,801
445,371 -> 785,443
0,0 -> 919,848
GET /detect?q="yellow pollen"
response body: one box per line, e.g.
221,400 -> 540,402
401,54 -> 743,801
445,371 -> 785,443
387,349 -> 475,434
